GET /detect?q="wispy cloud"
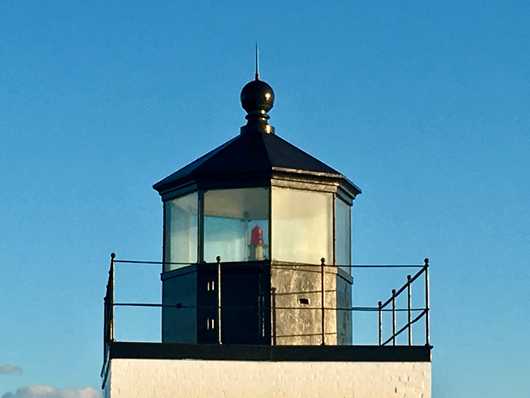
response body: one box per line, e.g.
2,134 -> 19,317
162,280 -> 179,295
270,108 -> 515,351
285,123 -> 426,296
0,365 -> 22,375
1,385 -> 101,398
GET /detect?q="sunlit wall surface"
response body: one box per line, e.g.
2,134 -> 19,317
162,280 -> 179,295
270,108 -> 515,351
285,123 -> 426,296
335,197 -> 352,273
204,188 -> 269,262
164,192 -> 198,271
272,187 -> 332,264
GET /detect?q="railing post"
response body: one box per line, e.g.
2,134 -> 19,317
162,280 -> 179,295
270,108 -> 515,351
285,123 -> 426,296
216,256 -> 222,345
103,295 -> 108,361
271,287 -> 277,346
110,252 -> 115,342
424,257 -> 430,346
320,258 -> 326,345
378,301 -> 382,346
391,289 -> 396,346
407,275 -> 412,346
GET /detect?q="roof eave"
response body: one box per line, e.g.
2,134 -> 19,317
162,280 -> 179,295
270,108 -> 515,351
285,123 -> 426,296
271,166 -> 361,196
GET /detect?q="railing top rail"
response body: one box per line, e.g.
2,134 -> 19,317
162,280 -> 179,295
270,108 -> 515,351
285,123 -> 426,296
112,302 -> 427,312
113,258 -> 423,269
273,263 -> 424,269
380,262 -> 428,309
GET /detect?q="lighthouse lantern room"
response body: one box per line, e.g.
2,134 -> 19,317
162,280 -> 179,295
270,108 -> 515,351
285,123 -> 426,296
153,74 -> 361,345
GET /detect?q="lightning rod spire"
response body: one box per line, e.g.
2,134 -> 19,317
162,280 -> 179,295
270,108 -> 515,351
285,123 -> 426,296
255,42 -> 260,80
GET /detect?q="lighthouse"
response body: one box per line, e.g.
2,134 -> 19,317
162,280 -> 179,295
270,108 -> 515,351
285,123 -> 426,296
101,68 -> 432,398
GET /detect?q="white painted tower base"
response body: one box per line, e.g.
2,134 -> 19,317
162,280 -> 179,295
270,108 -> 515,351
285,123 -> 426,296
105,358 -> 431,398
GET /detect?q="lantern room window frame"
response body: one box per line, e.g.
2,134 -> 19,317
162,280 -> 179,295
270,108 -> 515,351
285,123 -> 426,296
162,179 -> 355,274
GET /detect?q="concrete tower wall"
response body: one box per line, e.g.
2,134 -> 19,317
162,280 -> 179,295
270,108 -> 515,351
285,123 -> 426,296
271,265 -> 352,345
105,358 -> 431,398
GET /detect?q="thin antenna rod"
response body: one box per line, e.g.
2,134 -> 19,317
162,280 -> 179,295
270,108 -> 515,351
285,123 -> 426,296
255,42 -> 260,80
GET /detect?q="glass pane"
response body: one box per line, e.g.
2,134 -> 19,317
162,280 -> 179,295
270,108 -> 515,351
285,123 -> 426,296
335,197 -> 351,273
272,187 -> 332,264
204,188 -> 269,262
164,192 -> 198,271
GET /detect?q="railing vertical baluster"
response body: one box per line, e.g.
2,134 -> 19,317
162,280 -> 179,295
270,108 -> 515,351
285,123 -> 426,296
320,257 -> 326,346
391,289 -> 396,346
217,256 -> 222,345
271,287 -> 277,346
378,301 -> 382,346
103,293 -> 108,361
407,275 -> 412,346
424,257 -> 430,346
110,252 -> 115,342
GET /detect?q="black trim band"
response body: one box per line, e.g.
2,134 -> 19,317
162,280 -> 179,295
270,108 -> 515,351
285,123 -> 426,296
109,342 -> 431,363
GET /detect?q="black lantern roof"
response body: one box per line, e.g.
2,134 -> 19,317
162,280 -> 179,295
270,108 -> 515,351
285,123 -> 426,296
153,76 -> 361,197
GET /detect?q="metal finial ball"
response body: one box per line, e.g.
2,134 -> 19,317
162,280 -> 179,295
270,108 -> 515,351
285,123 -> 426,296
240,79 -> 274,114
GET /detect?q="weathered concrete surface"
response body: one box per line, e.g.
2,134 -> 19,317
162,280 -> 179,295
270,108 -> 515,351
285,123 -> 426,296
271,265 -> 352,345
336,274 -> 352,344
106,358 -> 431,398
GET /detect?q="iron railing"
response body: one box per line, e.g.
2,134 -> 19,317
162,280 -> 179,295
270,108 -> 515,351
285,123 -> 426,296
101,253 -> 115,381
102,254 -> 431,371
377,258 -> 430,346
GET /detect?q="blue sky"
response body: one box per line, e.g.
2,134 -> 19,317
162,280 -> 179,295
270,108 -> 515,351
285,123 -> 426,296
1,1 -> 529,397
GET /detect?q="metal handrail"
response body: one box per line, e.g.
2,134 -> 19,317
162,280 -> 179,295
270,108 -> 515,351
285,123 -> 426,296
381,309 -> 427,346
100,253 -> 115,381
114,258 -> 423,269
378,258 -> 430,347
380,265 -> 426,309
112,302 -> 426,312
